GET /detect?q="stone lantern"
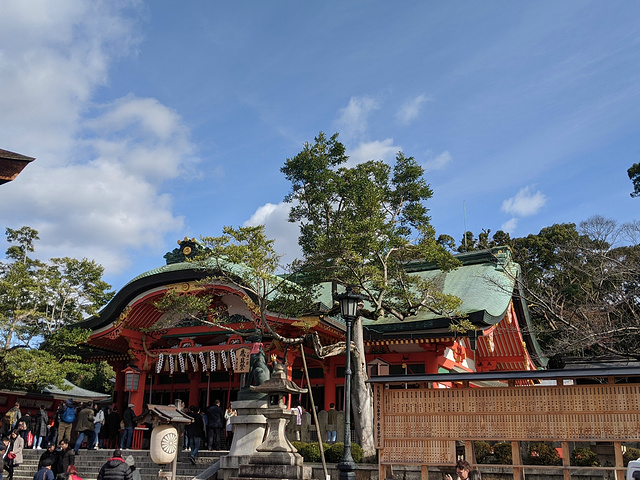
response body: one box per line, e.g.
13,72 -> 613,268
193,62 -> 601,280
137,404 -> 193,480
230,361 -> 311,480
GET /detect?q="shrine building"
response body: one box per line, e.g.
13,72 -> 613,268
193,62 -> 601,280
78,241 -> 547,414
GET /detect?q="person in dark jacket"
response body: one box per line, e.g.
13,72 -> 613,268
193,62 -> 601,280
34,407 -> 49,450
206,400 -> 224,451
37,444 -> 59,474
103,407 -> 120,450
32,457 -> 54,480
119,406 -> 136,450
1,439 -> 8,480
96,449 -> 132,480
185,406 -> 205,463
56,440 -> 74,476
18,412 -> 32,446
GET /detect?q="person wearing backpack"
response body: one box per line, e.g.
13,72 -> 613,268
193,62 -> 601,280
2,404 -> 21,434
57,400 -> 75,446
32,456 -> 54,480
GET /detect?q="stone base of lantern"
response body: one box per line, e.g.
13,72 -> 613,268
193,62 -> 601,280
219,399 -> 269,480
230,407 -> 311,480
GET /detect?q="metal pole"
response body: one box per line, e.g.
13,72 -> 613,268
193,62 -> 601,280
338,316 -> 356,480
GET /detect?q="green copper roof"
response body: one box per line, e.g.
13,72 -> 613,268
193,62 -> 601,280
317,248 -> 520,333
379,248 -> 517,325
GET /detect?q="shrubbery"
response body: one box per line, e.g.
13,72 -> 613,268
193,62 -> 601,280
571,447 -> 599,467
324,442 -> 364,463
298,442 -> 323,462
624,447 -> 640,467
291,441 -> 306,452
493,442 -> 512,465
527,442 -> 560,465
474,441 -> 492,464
293,441 -> 364,463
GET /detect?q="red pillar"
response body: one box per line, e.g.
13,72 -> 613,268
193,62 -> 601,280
188,373 -> 200,408
113,361 -> 126,411
324,356 -> 337,409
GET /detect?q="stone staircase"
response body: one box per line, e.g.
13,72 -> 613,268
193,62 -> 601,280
14,448 -> 224,480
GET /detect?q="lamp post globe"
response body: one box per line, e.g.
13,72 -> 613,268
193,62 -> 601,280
335,286 -> 364,480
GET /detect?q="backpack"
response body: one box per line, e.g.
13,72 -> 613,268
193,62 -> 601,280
3,408 -> 16,426
61,405 -> 76,423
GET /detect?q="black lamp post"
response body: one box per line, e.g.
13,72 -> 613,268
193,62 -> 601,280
336,286 -> 363,480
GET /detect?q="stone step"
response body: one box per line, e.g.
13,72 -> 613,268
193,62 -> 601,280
14,449 -> 224,480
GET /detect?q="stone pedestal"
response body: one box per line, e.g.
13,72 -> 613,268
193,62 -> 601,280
230,407 -> 311,480
219,399 -> 269,480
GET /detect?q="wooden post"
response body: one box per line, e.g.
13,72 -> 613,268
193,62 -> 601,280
511,441 -> 524,480
614,441 -> 624,480
465,440 -> 475,464
561,441 -> 570,480
421,464 -> 429,480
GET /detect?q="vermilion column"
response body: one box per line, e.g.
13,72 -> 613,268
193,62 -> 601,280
324,356 -> 337,409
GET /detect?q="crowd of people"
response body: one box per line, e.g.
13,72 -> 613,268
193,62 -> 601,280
1,401 -> 124,454
0,400 -> 122,480
0,398 -> 238,479
181,399 -> 236,464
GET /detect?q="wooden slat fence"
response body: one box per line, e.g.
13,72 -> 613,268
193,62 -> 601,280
373,382 -> 640,480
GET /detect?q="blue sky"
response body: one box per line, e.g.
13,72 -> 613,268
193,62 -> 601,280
1,0 -> 639,292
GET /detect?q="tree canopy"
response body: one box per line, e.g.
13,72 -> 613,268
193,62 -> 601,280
444,216 -> 640,359
628,162 -> 640,197
0,226 -> 115,391
154,225 -> 317,348
281,131 -> 461,322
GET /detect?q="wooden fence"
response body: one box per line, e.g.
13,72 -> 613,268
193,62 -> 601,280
370,368 -> 640,480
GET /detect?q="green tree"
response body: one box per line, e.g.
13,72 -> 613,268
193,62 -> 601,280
282,132 -> 461,322
454,217 -> 640,358
511,216 -> 640,358
628,162 -> 640,197
154,225 -> 316,347
0,226 -> 114,391
281,132 -> 462,459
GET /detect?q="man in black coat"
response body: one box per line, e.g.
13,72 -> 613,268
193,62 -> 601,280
185,406 -> 206,463
37,444 -> 59,475
56,439 -> 74,477
103,407 -> 120,449
119,405 -> 136,450
206,400 -> 225,451
97,449 -> 132,480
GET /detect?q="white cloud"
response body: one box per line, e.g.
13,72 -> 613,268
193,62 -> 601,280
244,202 -> 302,267
501,218 -> 519,233
85,95 -> 197,181
423,150 -> 452,172
0,1 -> 139,160
336,96 -> 380,140
501,186 -> 547,217
347,139 -> 399,167
396,94 -> 430,125
0,1 -> 195,275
